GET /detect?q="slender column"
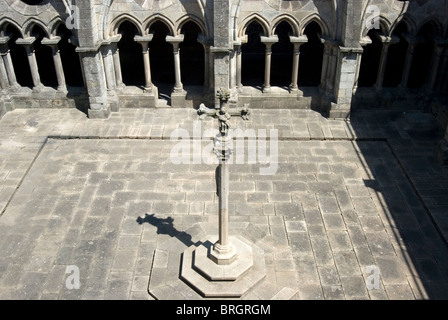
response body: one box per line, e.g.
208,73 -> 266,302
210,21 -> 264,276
319,39 -> 330,93
437,47 -> 448,92
235,43 -> 242,91
326,44 -> 338,96
110,35 -> 124,88
173,43 -> 182,92
112,46 -> 123,87
166,35 -> 185,93
400,35 -> 420,88
374,35 -> 399,90
427,41 -> 445,92
198,34 -> 211,91
0,37 -> 20,89
263,43 -> 272,92
100,43 -> 117,91
289,35 -> 307,92
16,37 -> 43,90
260,36 -> 278,93
0,54 -> 8,90
42,37 -> 67,92
134,35 -> 154,92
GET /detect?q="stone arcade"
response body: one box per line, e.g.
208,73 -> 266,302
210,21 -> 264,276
0,1 -> 447,119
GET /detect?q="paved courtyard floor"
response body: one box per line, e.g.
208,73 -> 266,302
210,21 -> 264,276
0,107 -> 447,299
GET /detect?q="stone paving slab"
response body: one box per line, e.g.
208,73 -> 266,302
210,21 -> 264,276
0,108 -> 447,299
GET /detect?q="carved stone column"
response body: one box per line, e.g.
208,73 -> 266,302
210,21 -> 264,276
234,42 -> 242,92
166,35 -> 185,93
0,53 -> 8,90
100,41 -> 119,112
0,36 -> 20,90
42,36 -> 67,93
260,36 -> 278,93
166,35 -> 186,107
198,34 -> 211,92
110,35 -> 124,89
374,35 -> 399,91
16,37 -> 44,91
289,35 -> 308,93
134,35 -> 154,93
427,39 -> 446,92
400,34 -> 420,88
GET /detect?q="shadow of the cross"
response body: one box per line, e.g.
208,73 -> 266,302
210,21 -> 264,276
136,213 -> 195,247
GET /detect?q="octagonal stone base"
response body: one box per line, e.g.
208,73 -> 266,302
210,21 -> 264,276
180,236 -> 266,298
194,237 -> 253,281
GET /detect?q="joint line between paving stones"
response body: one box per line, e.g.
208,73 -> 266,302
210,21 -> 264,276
384,140 -> 448,248
0,136 -> 50,218
46,135 -> 387,142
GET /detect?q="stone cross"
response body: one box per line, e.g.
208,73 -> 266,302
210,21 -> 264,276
197,88 -> 250,264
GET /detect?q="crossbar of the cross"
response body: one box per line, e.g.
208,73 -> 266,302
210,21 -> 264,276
197,103 -> 251,121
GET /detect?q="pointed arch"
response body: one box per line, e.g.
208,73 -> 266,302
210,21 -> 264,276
176,15 -> 207,38
109,14 -> 143,37
22,18 -> 50,38
299,21 -> 324,87
179,20 -> 205,86
144,14 -> 175,37
238,13 -> 270,39
0,18 -> 24,38
48,17 -> 64,38
117,20 -> 145,86
272,14 -> 299,37
299,13 -> 329,38
383,20 -> 409,88
30,23 -> 58,88
361,15 -> 391,38
3,23 -> 32,88
392,15 -> 417,36
417,17 -> 443,38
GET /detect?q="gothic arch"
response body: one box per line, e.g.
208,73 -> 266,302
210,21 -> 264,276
22,18 -> 50,38
393,15 -> 418,36
272,14 -> 299,37
0,18 -> 24,38
299,21 -> 324,87
238,14 -> 270,39
299,13 -> 329,38
417,18 -> 443,38
361,15 -> 391,39
109,14 -> 143,37
176,15 -> 207,38
117,20 -> 145,86
179,20 -> 205,86
48,17 -> 64,38
144,15 -> 175,36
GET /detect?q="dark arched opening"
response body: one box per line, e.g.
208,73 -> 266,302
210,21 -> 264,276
241,21 -> 265,87
117,21 -> 145,86
31,25 -> 58,87
149,21 -> 175,95
5,24 -> 32,88
271,21 -> 293,88
57,24 -> 84,87
383,22 -> 408,87
298,21 -> 324,87
358,29 -> 382,87
407,23 -> 435,89
180,21 -> 204,86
